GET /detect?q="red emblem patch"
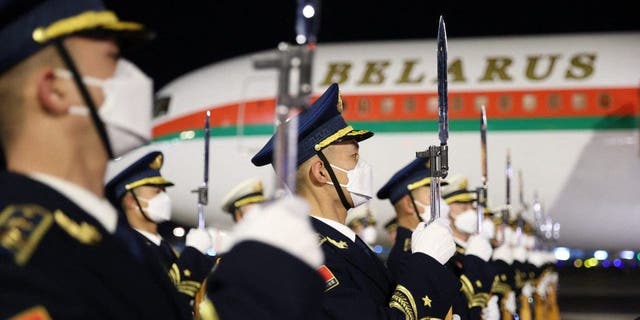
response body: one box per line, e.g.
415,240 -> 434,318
318,264 -> 339,291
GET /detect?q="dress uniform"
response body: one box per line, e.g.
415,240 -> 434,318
376,157 -> 456,282
441,175 -> 496,320
0,1 -> 324,319
0,1 -> 186,319
252,83 -> 459,320
384,217 -> 399,246
221,177 -> 267,222
105,151 -> 216,313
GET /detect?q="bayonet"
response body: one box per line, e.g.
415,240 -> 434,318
476,105 -> 488,234
253,0 -> 320,196
417,16 -> 449,224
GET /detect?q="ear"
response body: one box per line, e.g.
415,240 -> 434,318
36,68 -> 72,115
309,159 -> 330,185
121,193 -> 137,211
399,195 -> 415,215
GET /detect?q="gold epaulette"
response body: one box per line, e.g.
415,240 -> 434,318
0,205 -> 54,266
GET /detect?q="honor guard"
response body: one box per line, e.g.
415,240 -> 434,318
441,174 -> 496,320
252,83 -> 459,320
105,151 -> 215,312
0,1 -> 324,319
0,1 -> 190,319
383,217 -> 399,246
221,177 -> 267,223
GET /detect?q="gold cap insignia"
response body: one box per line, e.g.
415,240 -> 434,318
150,154 -> 163,170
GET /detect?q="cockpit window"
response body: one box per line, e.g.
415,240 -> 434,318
154,96 -> 171,118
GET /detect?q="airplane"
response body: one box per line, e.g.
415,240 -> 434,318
106,32 -> 640,253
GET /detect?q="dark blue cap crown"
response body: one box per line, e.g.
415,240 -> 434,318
104,151 -> 174,207
251,83 -> 373,167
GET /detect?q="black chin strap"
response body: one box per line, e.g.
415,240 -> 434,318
130,190 -> 155,223
316,150 -> 352,211
53,39 -> 115,159
407,192 -> 424,222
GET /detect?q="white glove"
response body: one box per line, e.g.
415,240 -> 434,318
522,282 -> 533,299
505,291 -> 516,314
491,242 -> 513,264
229,196 -> 323,268
512,245 -> 527,263
549,272 -> 559,285
504,227 -> 518,247
207,227 -> 232,255
481,296 -> 500,320
480,218 -> 495,240
186,228 -> 213,254
466,234 -> 493,262
536,274 -> 550,299
527,250 -> 545,267
411,219 -> 456,265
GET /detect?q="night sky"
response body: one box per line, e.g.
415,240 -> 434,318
105,0 -> 640,90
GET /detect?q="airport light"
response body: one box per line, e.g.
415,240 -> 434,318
601,260 -> 611,268
302,5 -> 315,18
613,259 -> 623,268
573,259 -> 583,268
173,227 -> 186,237
373,245 -> 383,254
554,247 -> 571,261
584,258 -> 598,268
620,250 -> 634,260
593,250 -> 608,260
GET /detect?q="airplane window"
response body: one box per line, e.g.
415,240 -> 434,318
403,97 -> 417,113
154,96 -> 171,118
598,93 -> 611,109
498,95 -> 512,112
358,98 -> 371,114
427,96 -> 438,114
452,96 -> 464,112
572,93 -> 586,111
522,94 -> 537,112
381,97 -> 394,114
474,95 -> 488,112
548,94 -> 561,111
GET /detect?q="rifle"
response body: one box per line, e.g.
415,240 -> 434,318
192,110 -> 210,229
253,0 -> 320,197
416,16 -> 449,224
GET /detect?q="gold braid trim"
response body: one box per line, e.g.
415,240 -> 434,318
389,284 -> 418,320
491,275 -> 512,295
460,275 -> 490,308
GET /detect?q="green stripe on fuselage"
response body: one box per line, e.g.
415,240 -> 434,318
152,116 -> 638,142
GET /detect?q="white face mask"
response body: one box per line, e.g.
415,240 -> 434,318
481,218 -> 496,240
360,225 -> 378,245
452,208 -> 477,235
137,192 -> 172,223
327,159 -> 373,208
56,59 -> 153,157
415,198 -> 450,222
